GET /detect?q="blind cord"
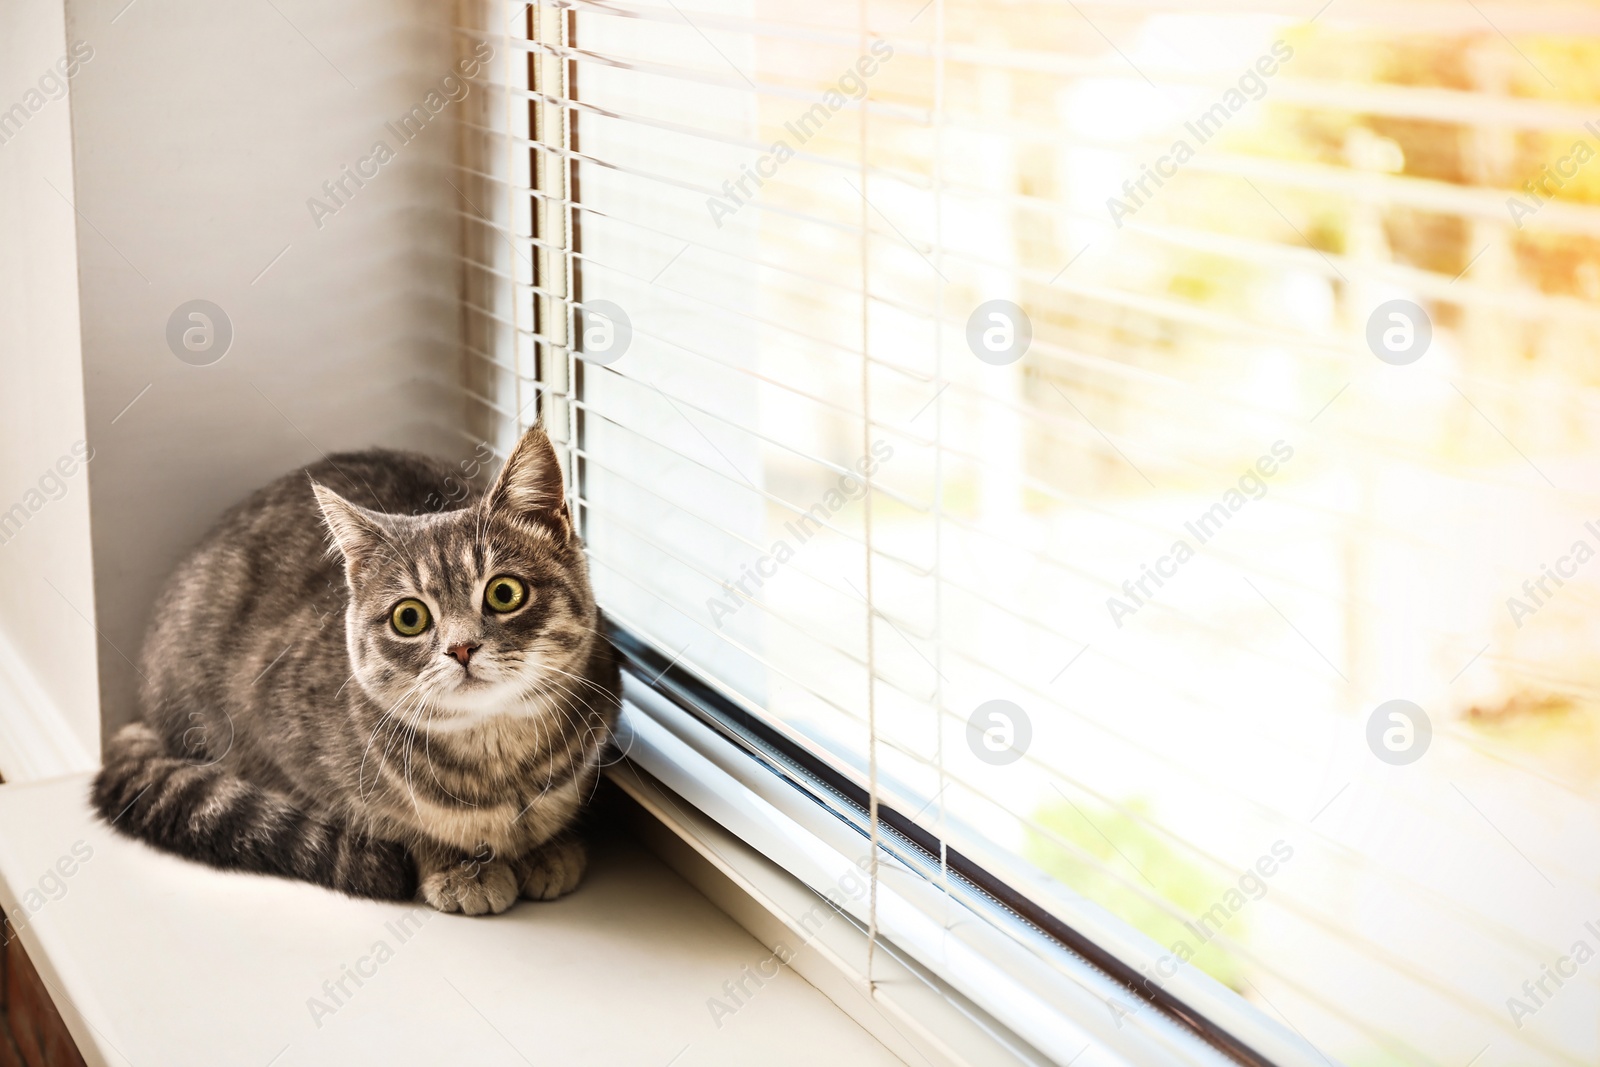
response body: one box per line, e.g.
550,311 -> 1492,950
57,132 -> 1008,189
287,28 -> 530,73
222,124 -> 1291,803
932,0 -> 951,929
858,0 -> 881,995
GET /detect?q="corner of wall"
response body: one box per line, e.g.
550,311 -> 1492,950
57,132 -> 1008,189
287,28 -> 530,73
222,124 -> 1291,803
0,0 -> 104,777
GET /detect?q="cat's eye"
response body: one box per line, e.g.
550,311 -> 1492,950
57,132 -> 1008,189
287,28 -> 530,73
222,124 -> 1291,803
390,599 -> 431,636
484,575 -> 527,613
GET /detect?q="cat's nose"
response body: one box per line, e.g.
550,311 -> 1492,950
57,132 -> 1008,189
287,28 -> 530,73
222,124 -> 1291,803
446,643 -> 480,666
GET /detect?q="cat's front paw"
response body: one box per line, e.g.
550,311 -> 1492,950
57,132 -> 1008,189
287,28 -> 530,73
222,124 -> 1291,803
519,839 -> 586,901
419,858 -> 519,916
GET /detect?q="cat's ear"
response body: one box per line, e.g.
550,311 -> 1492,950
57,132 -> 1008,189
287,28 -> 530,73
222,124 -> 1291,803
311,482 -> 393,573
483,424 -> 570,533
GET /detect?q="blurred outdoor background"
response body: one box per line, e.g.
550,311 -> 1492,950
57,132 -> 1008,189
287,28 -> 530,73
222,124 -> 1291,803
541,0 -> 1600,1062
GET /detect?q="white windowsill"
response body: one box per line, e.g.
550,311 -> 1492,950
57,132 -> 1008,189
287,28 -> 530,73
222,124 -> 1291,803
0,773 -> 904,1067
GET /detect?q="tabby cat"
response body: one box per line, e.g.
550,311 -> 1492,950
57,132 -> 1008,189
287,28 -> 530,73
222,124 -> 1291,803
90,425 -> 620,915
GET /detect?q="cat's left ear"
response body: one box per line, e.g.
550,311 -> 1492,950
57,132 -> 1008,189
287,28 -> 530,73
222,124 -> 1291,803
311,481 -> 396,574
483,424 -> 571,534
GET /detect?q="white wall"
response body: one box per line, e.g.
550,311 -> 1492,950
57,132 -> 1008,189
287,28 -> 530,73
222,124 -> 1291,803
0,3 -> 101,776
60,0 -> 471,735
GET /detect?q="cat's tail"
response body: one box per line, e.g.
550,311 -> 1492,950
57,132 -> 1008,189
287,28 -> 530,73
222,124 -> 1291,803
90,723 -> 415,901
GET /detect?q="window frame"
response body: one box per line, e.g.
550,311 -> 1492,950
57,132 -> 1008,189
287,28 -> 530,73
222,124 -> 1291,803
604,622 -> 1319,1067
510,3 -> 1340,1063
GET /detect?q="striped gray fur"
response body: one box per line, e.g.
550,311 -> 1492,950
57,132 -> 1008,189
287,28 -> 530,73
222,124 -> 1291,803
90,426 -> 620,914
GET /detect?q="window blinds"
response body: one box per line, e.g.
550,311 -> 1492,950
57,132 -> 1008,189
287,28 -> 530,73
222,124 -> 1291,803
453,1 -> 1600,1064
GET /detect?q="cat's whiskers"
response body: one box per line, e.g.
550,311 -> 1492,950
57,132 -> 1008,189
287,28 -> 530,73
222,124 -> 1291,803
510,710 -> 569,826
530,661 -> 618,714
364,702 -> 415,803
510,701 -> 555,820
531,669 -> 615,806
358,677 -> 428,800
474,493 -> 490,563
421,701 -> 479,807
493,674 -> 588,824
527,675 -> 593,798
397,689 -> 431,820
